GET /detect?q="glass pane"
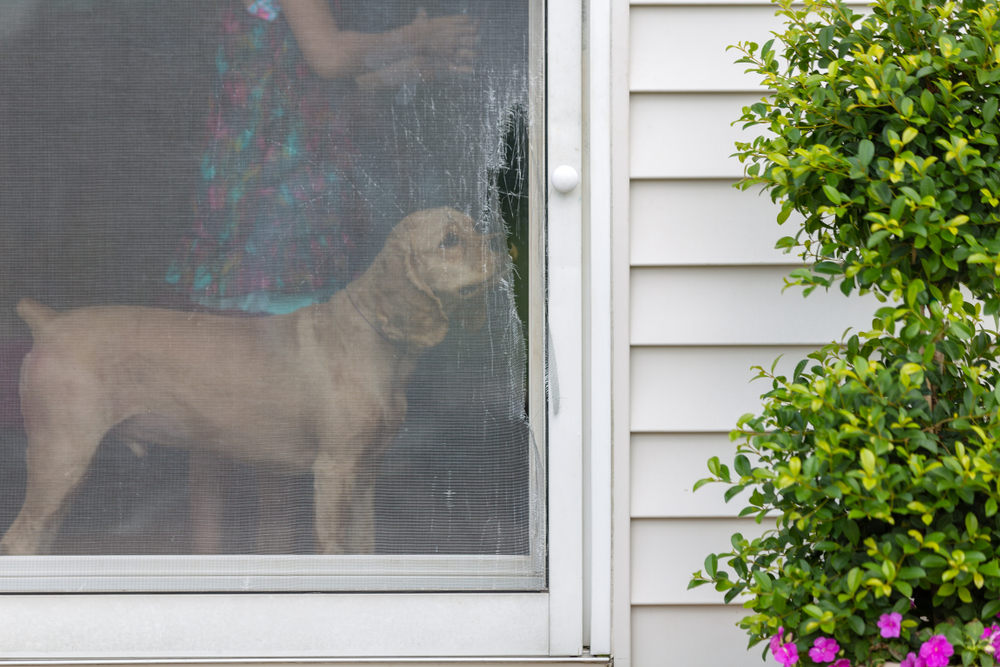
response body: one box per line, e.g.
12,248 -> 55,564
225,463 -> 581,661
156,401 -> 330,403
0,0 -> 539,589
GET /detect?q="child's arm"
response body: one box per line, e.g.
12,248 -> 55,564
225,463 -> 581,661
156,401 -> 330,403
282,0 -> 478,80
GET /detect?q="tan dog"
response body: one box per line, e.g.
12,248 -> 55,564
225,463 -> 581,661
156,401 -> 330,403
1,207 -> 500,555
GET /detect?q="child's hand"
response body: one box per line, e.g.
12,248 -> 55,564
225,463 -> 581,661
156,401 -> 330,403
355,54 -> 473,94
405,8 -> 479,66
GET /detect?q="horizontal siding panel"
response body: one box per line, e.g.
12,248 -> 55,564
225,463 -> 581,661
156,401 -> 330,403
630,180 -> 798,266
631,518 -> 769,604
632,606 -> 762,667
631,6 -> 778,92
631,433 -> 749,518
631,266 -> 878,345
630,93 -> 761,179
630,346 -> 813,432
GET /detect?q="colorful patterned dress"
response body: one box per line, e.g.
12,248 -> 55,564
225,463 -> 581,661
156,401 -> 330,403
166,0 -> 368,314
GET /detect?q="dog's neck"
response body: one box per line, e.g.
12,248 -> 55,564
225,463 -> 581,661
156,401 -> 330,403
339,251 -> 450,350
344,287 -> 397,348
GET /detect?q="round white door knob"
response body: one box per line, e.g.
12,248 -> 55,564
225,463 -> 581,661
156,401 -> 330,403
551,165 -> 580,193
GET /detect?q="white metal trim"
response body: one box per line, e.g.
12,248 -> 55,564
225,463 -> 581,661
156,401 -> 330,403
610,0 -> 633,663
0,554 -> 542,592
545,0 -> 586,657
0,594 -> 550,659
582,0 -> 614,655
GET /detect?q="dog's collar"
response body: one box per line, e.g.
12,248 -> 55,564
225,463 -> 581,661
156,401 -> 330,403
345,288 -> 398,348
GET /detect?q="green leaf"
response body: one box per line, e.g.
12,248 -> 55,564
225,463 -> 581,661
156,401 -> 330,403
949,320 -> 974,340
898,566 -> 927,580
983,599 -> 1000,618
920,89 -> 936,115
776,201 -> 795,224
985,96 -> 999,123
734,454 -> 751,477
980,560 -> 1000,577
844,520 -> 860,545
823,184 -> 842,205
860,448 -> 876,475
867,229 -> 891,247
704,554 -> 718,578
858,139 -> 875,166
803,603 -> 824,619
922,554 -> 948,568
966,512 -> 979,536
724,485 -> 747,502
906,278 -> 925,306
847,566 -> 863,593
890,197 -> 907,222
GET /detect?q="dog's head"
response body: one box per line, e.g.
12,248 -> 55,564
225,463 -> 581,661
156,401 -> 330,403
358,207 -> 505,348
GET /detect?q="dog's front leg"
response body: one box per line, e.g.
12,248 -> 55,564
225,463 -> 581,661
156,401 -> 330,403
345,473 -> 376,554
312,451 -> 362,555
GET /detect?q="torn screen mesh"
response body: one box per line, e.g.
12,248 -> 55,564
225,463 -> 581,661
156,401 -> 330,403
0,0 -> 539,586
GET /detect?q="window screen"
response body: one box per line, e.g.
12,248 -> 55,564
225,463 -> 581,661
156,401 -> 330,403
0,0 -> 541,591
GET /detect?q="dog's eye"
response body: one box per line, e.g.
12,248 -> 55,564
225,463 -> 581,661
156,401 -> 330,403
439,231 -> 460,249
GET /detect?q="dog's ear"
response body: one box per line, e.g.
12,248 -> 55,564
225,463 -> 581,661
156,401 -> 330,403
366,237 -> 450,348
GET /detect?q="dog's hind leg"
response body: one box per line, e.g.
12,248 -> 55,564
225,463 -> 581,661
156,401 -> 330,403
0,431 -> 101,555
1,351 -> 109,555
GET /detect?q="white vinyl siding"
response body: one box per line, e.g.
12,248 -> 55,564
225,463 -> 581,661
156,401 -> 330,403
621,1 -> 873,665
630,181 -> 798,266
631,266 -> 876,345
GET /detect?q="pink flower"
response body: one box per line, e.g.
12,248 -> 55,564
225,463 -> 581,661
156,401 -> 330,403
983,624 -> 1000,655
769,628 -> 798,666
808,637 -> 840,663
900,652 -> 925,667
830,660 -> 851,667
770,627 -> 785,656
919,635 -> 953,667
774,642 -> 799,666
877,612 -> 903,638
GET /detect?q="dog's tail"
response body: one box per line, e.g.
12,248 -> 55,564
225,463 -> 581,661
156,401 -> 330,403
16,299 -> 57,333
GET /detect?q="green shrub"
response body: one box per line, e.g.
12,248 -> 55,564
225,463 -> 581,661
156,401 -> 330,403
689,0 -> 1000,665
